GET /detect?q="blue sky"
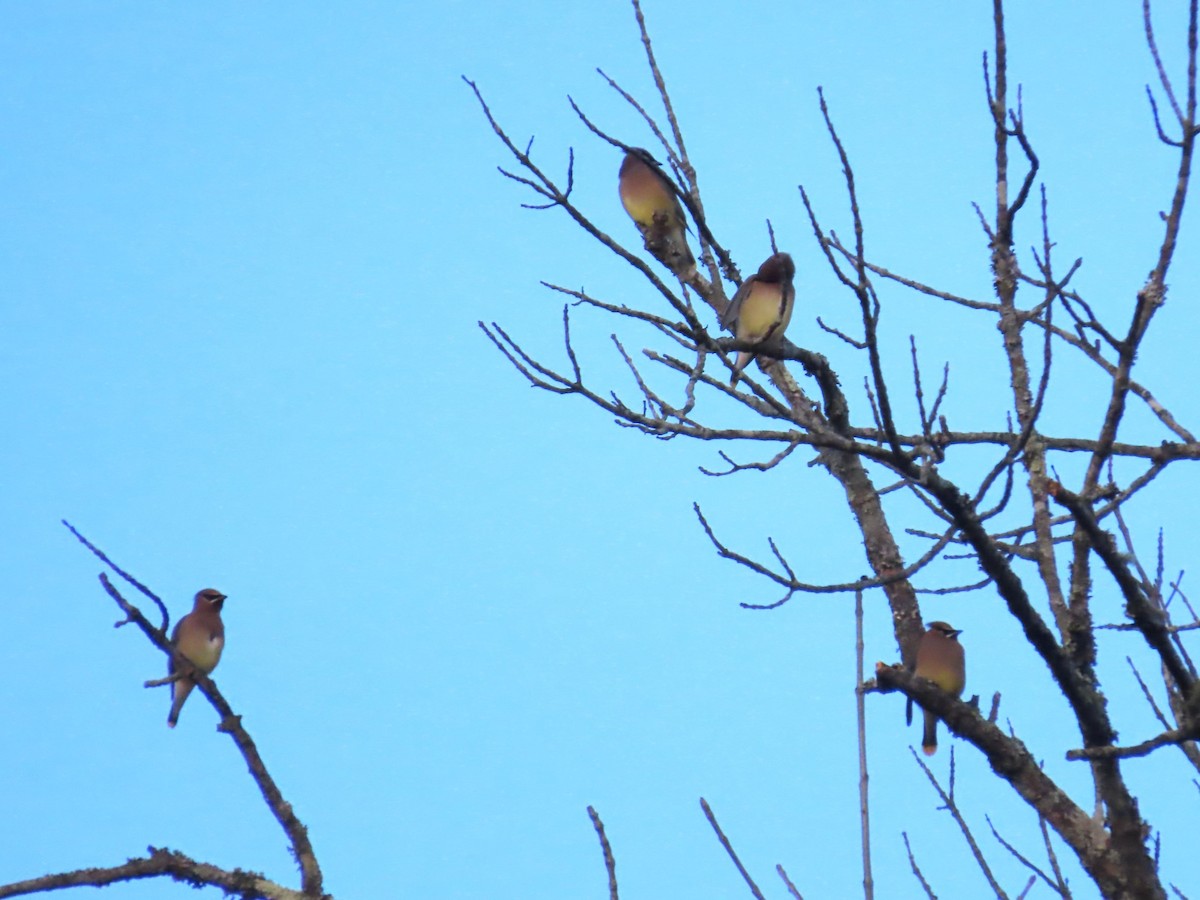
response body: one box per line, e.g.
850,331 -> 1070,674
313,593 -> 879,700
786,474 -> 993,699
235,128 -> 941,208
2,3 -> 1197,898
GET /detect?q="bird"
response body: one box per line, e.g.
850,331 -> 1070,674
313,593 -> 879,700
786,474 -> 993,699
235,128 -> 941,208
167,588 -> 227,728
719,252 -> 796,385
617,149 -> 696,279
911,620 -> 965,755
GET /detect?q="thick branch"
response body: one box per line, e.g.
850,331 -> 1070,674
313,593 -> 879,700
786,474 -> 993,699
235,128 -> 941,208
874,663 -> 1114,885
1050,484 -> 1196,692
0,847 -> 311,900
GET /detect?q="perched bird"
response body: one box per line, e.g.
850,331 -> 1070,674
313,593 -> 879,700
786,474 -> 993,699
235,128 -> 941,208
912,621 -> 965,755
719,252 -> 796,385
618,149 -> 696,279
167,588 -> 227,728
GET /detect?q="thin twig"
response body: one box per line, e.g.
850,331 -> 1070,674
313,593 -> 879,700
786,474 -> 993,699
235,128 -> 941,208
855,586 -> 875,900
776,865 -> 805,900
587,806 -> 619,900
901,833 -> 937,900
912,749 -> 1008,898
985,814 -> 1064,896
62,520 -> 170,633
699,798 -> 766,900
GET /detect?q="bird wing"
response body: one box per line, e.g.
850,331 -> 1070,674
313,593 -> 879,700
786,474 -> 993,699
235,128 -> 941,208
762,280 -> 795,341
719,278 -> 754,330
168,615 -> 186,676
636,151 -> 690,232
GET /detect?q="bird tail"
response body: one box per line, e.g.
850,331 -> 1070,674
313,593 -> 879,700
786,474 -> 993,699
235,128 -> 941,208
729,351 -> 753,386
922,709 -> 939,755
167,680 -> 194,728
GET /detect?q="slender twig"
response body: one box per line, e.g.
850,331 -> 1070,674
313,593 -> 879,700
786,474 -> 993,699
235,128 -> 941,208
587,806 -> 619,900
855,587 -> 875,900
912,749 -> 1008,898
694,504 -> 958,606
811,89 -> 904,458
699,798 -> 766,900
62,520 -> 170,633
776,865 -> 805,900
1038,816 -> 1072,898
985,814 -> 1065,896
902,833 -> 938,900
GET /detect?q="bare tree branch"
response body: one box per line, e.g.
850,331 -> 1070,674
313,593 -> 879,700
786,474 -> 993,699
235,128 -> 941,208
0,848 -> 311,900
699,798 -> 766,900
587,806 -> 619,900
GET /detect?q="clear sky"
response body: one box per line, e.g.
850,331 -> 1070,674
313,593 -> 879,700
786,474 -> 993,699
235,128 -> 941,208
2,2 -> 1197,898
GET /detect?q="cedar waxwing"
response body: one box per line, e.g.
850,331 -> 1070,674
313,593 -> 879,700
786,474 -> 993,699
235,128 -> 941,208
618,149 -> 696,279
719,252 -> 796,385
912,621 -> 965,755
167,588 -> 226,728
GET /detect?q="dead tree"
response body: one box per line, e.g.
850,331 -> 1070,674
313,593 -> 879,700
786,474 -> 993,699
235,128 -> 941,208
473,1 -> 1200,897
